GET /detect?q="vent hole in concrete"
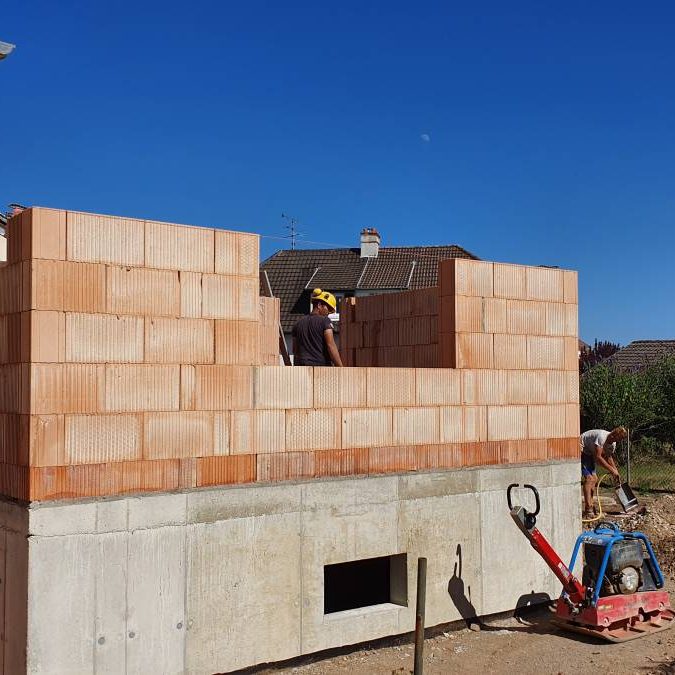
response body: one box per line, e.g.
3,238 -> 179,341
324,553 -> 407,614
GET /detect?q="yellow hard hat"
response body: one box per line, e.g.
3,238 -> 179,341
311,288 -> 337,312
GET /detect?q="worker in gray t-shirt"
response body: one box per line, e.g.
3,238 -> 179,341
580,427 -> 627,519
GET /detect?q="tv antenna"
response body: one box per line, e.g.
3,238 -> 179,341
281,213 -> 302,250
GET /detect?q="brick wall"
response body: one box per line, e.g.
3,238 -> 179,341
0,208 -> 579,501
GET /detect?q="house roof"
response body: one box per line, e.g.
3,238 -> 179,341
261,244 -> 478,332
608,340 -> 675,371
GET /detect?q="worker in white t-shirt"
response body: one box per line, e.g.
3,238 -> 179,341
580,427 -> 627,519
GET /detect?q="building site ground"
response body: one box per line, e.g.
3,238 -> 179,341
253,492 -> 675,675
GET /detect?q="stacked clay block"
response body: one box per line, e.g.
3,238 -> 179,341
0,208 -> 579,502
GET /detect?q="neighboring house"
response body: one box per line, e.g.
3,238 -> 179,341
0,212 -> 7,262
608,340 -> 675,371
260,228 -> 478,353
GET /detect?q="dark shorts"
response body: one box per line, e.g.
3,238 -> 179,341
581,453 -> 596,478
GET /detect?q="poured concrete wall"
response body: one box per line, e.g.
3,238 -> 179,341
3,459 -> 579,674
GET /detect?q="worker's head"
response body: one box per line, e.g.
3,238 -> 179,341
609,426 -> 628,443
310,288 -> 337,316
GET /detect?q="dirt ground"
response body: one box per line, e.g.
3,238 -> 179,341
247,493 -> 675,675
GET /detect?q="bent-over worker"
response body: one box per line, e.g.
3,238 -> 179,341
580,427 -> 627,519
292,288 -> 343,367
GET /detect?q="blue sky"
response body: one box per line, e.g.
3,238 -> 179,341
2,1 -> 675,345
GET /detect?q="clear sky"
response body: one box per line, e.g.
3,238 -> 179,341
2,2 -> 675,345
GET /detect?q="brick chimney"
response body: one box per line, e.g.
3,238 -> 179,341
360,228 -> 381,258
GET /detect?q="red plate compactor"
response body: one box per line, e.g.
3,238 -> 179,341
508,483 -> 674,642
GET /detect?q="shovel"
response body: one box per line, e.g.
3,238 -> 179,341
614,480 -> 639,512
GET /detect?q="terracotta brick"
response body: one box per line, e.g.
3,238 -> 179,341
415,368 -> 461,405
440,406 -> 463,442
31,364 -> 104,415
355,295 -> 384,322
507,300 -> 546,335
143,411 -> 214,459
201,274 -> 238,319
507,370 -> 547,405
12,208 -> 67,261
28,414 -> 64,466
256,451 -> 313,482
313,368 -> 366,409
439,333 -> 456,368
259,296 -> 280,327
493,263 -> 526,300
29,466 -> 66,500
392,407 -> 439,445
25,311 -> 66,363
145,220 -> 214,272
215,230 -> 259,277
368,446 -> 417,474
107,266 -> 179,316
118,458 -> 181,494
545,302 -> 567,337
565,403 -> 580,437
213,411 -> 230,455
528,404 -> 566,439
237,278 -> 259,322
439,259 -> 494,298
563,270 -> 578,304
254,366 -> 312,409
414,344 -> 440,368
67,210 -> 144,266
563,336 -> 579,371
546,437 -> 569,460
179,457 -> 197,488
462,370 -> 507,405
0,414 -> 24,464
314,447 -> 369,477
487,405 -> 528,441
145,317 -> 214,363
27,260 -> 106,313
383,291 -> 414,320
526,266 -> 564,302
180,364 -> 196,410
194,365 -> 254,410
483,297 -> 507,333
456,333 -> 493,369
566,370 -> 579,403
412,287 -> 438,316
398,316 -> 431,346
451,296 -> 482,333
215,320 -> 259,365
231,409 -> 285,454
501,439 -> 547,463
493,334 -> 528,370
527,336 -> 564,370
565,304 -> 578,338
0,263 -> 25,315
65,414 -> 142,464
341,408 -> 393,448
346,322 -> 364,350
285,408 -> 341,451
366,368 -> 415,406
354,348 -> 373,367
66,313 -> 144,363
104,364 -> 179,412
416,443 -> 462,470
363,319 -> 398,348
179,271 -> 202,318
546,371 -> 567,404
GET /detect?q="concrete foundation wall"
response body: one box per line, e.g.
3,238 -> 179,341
3,460 -> 579,674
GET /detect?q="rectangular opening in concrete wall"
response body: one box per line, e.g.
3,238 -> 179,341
324,553 -> 408,614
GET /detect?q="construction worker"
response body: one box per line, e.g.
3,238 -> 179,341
580,427 -> 627,519
292,288 -> 343,367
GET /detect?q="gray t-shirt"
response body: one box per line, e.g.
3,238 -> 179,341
581,429 -> 615,457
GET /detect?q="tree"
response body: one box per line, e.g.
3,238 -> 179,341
579,340 -> 621,373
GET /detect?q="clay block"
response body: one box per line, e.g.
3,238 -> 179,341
180,365 -> 196,410
527,336 -> 564,370
9,208 -> 67,262
565,304 -> 578,337
65,414 -> 142,464
526,267 -> 564,302
456,333 -> 493,368
29,414 -> 65,466
415,368 -> 461,405
254,366 -> 312,409
231,409 -> 285,454
0,263 -> 25,315
487,405 -> 528,441
145,220 -> 214,272
439,259 -> 494,297
346,322 -> 364,349
145,317 -> 214,363
215,320 -> 259,365
383,291 -> 413,319
213,411 -> 230,455
462,370 -> 507,405
107,266 -> 180,316
104,364 -> 180,412
65,313 -> 144,363
259,296 -> 280,327
28,260 -> 106,313
237,278 -> 259,321
27,260 -> 63,311
507,370 -> 547,405
143,411 -> 214,459
493,263 -> 526,300
179,271 -> 202,318
565,403 -> 580,437
256,452 -> 313,482
483,297 -> 507,333
416,443 -> 462,470
546,371 -> 567,403
414,344 -> 440,368
285,408 -> 341,451
563,336 -> 579,371
439,406 -> 463,442
313,368 -> 367,408
367,368 -> 415,406
23,311 -> 65,363
412,287 -> 438,316
363,319 -> 398,348
563,270 -> 578,304
451,296 -> 482,333
201,274 -> 238,319
67,210 -> 144,266
393,407 -> 439,445
314,448 -> 369,477
493,334 -> 528,370
214,230 -> 259,277
566,371 -> 579,403
341,408 -> 393,448
368,446 -> 417,474
507,300 -> 546,335
196,454 -> 256,487
501,439 -> 547,463
528,404 -> 566,439
355,295 -> 384,322
30,364 -> 104,415
193,365 -> 253,410
439,333 -> 456,368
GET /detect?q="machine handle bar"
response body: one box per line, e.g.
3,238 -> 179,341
507,483 -> 540,516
